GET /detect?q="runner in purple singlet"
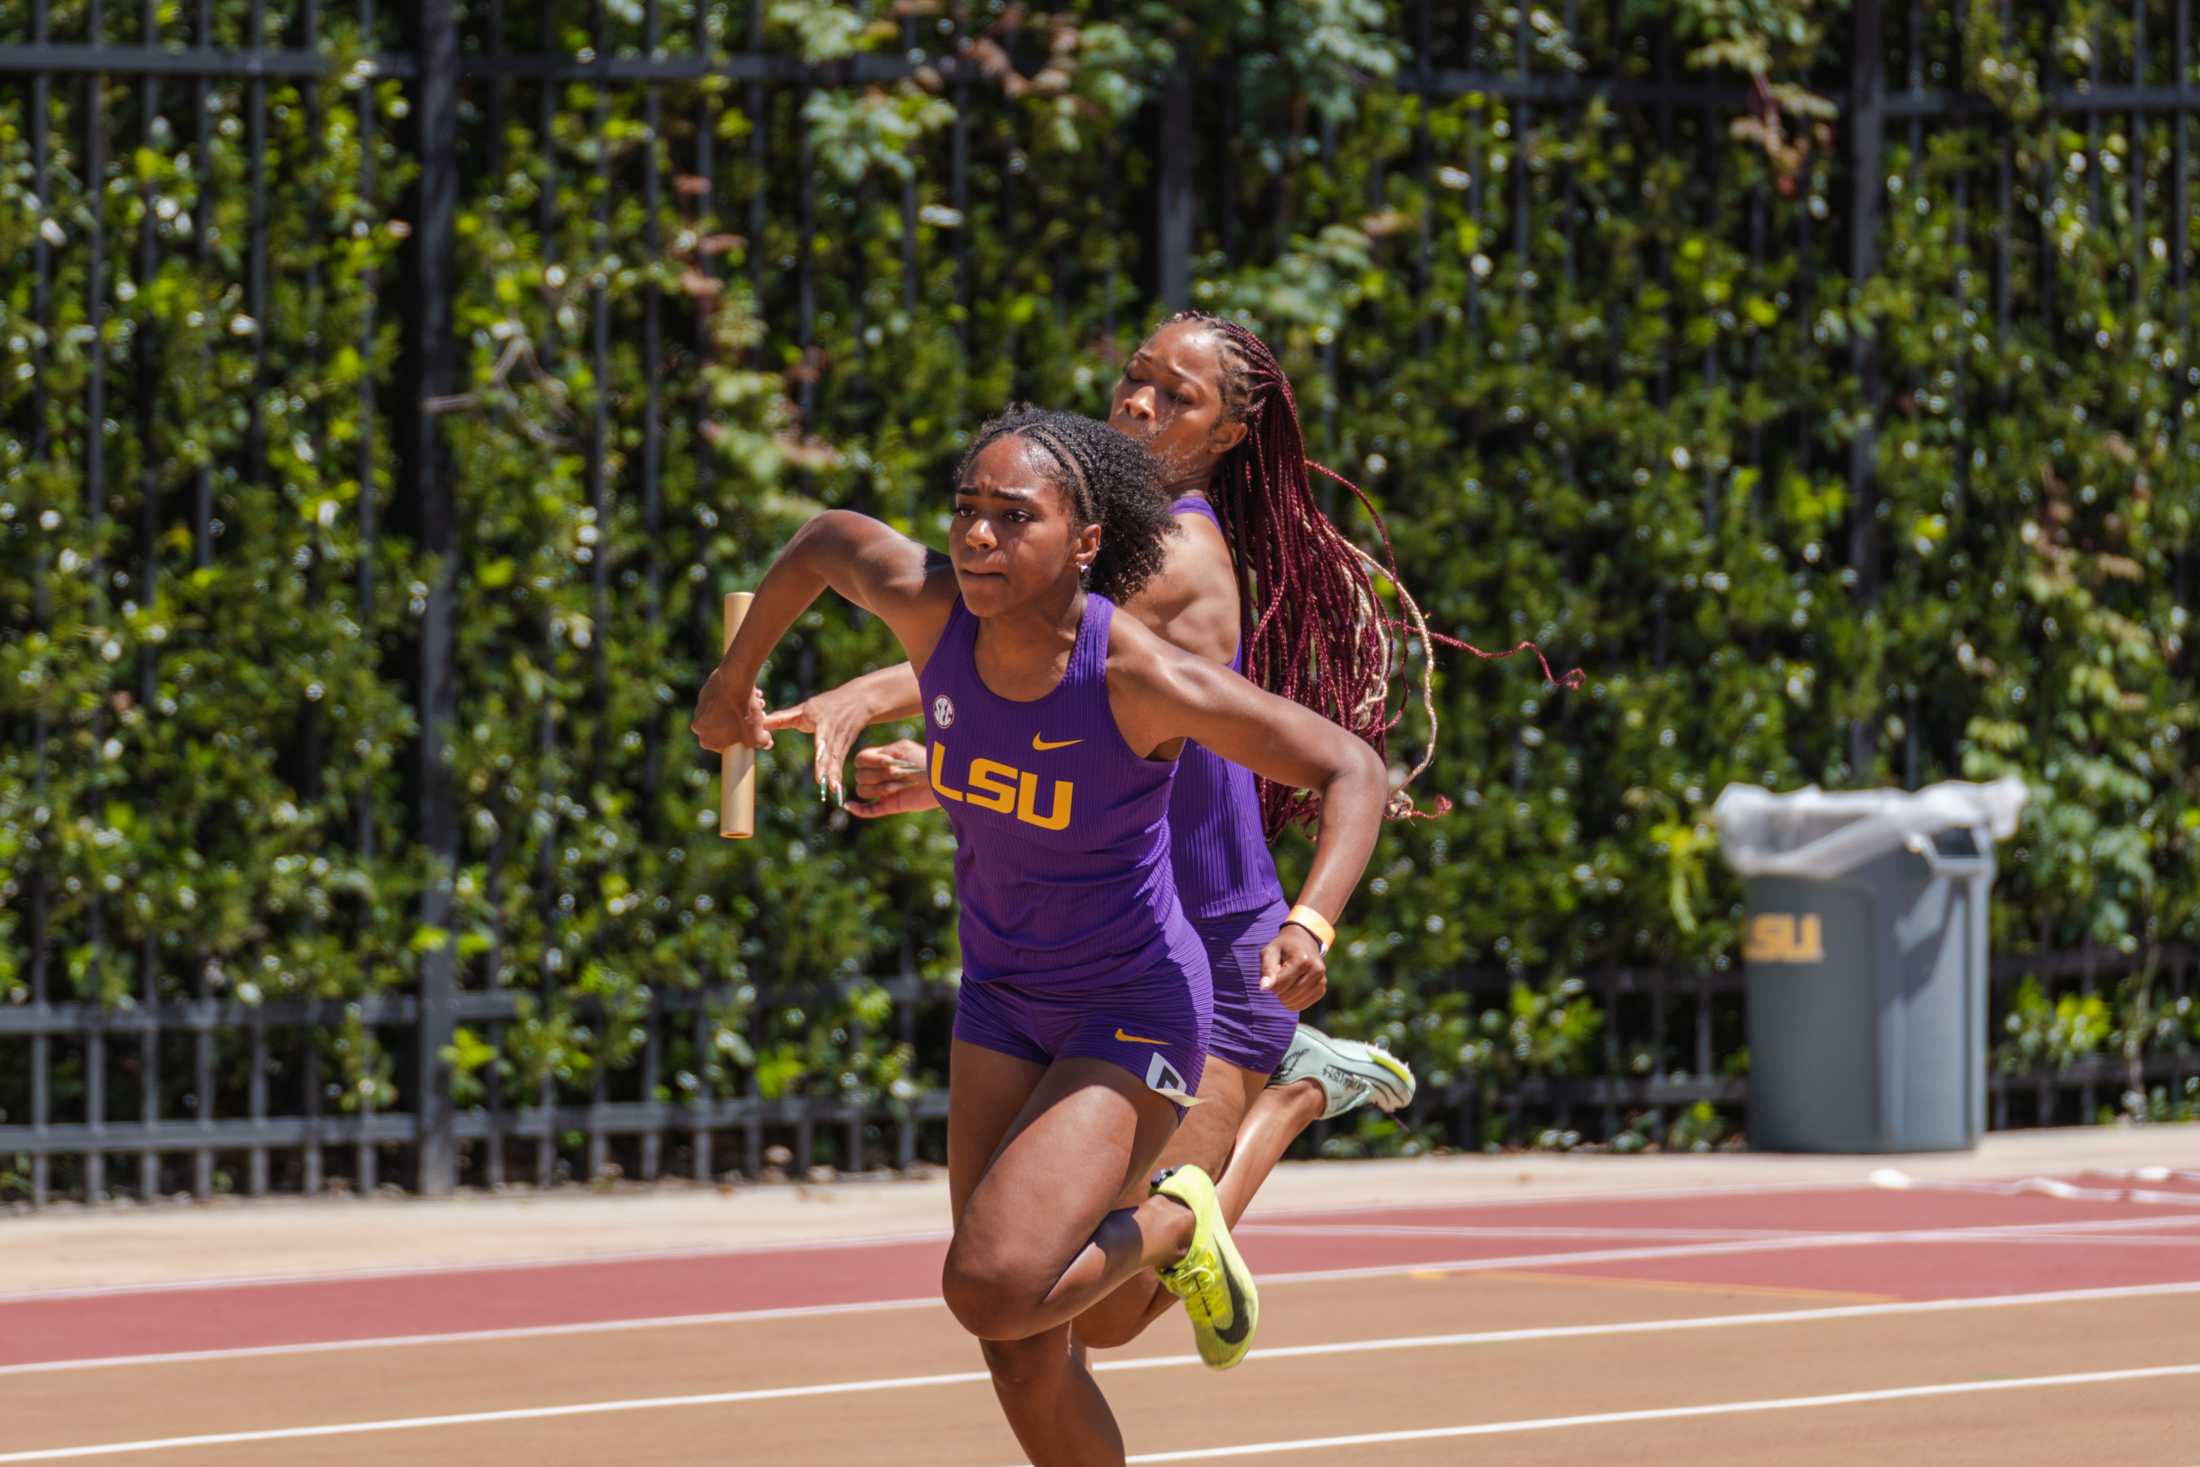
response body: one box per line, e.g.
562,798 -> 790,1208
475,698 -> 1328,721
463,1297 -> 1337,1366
691,408 -> 1388,1466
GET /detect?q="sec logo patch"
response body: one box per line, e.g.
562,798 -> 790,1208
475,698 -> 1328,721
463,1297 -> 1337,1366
932,694 -> 956,729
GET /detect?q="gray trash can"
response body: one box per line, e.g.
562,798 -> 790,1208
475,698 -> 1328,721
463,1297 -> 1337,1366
1712,779 -> 2027,1154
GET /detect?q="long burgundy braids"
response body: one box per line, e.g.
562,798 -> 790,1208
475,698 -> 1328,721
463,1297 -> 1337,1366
1168,309 -> 1582,838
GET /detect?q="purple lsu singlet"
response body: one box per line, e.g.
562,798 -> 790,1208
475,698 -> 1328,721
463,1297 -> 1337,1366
918,593 -> 1207,993
1167,496 -> 1289,921
1165,496 -> 1297,1075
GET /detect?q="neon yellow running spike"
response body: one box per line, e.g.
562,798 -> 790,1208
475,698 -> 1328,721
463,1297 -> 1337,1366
1153,1164 -> 1259,1370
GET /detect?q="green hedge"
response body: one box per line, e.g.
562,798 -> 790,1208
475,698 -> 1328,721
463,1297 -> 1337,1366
2,1 -> 2195,1185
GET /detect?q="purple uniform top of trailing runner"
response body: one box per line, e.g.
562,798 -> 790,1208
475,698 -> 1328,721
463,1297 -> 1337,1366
1165,495 -> 1289,922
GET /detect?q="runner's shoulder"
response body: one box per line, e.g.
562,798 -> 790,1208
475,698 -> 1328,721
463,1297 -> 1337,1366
1121,507 -> 1237,661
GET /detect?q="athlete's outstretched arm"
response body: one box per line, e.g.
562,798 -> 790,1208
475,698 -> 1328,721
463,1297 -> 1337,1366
691,511 -> 951,754
1108,628 -> 1387,1009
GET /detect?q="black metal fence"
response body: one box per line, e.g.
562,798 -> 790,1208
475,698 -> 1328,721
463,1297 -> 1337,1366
4,944 -> 2193,1206
5,4 -> 2199,1206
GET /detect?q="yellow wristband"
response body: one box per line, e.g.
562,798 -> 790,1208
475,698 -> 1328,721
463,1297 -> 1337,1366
1284,904 -> 1335,955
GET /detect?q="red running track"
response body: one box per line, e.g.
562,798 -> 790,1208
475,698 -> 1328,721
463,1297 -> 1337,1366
6,1171 -> 2198,1370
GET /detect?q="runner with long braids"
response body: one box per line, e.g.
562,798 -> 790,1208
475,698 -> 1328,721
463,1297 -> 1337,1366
767,312 -> 1573,1357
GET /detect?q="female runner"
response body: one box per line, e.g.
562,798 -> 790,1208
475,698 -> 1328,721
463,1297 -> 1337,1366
692,407 -> 1387,1467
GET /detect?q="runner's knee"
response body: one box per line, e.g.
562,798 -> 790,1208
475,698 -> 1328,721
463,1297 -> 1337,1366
942,1239 -> 1046,1340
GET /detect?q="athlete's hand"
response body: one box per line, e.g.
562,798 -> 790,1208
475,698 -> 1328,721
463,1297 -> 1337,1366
1259,924 -> 1327,1012
692,680 -> 770,754
761,685 -> 876,803
845,741 -> 938,819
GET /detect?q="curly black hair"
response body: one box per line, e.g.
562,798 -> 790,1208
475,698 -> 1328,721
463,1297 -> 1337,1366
956,406 -> 1177,605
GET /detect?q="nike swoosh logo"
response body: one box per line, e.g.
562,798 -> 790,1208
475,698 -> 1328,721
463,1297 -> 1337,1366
1031,734 -> 1083,751
1214,1263 -> 1252,1345
1115,1028 -> 1167,1046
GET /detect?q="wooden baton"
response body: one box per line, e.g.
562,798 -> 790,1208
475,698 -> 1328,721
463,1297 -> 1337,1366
720,591 -> 756,839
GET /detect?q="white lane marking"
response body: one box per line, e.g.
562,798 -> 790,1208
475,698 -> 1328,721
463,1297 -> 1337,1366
1238,1224 -> 1810,1242
11,1209 -> 2200,1378
1092,1279 -> 2200,1374
1249,1207 -> 2200,1289
0,1229 -> 957,1306
5,1278 -> 2200,1461
0,1295 -> 945,1377
1092,1363 -> 2200,1464
1871,1168 -> 2200,1208
0,1370 -> 1004,1464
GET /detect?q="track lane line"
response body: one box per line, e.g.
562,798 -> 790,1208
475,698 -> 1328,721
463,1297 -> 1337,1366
1086,1363 -> 2200,1464
5,1281 -> 2200,1459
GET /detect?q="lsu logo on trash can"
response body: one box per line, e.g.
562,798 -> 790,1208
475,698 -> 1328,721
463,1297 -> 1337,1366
1745,913 -> 1825,964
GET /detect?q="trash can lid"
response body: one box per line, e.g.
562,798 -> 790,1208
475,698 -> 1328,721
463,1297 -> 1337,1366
1711,777 -> 2027,880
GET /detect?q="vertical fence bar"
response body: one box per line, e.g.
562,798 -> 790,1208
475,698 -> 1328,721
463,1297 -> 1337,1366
294,0 -> 332,1195
484,1021 -> 505,1189
1602,974 -> 1621,1138
1157,60 -> 1193,309
248,0 -> 268,488
795,83 -> 816,422
589,0 -> 612,728
27,0 -> 55,1210
745,0 -> 765,307
248,1012 -> 269,1194
1464,0 -> 1481,337
744,1005 -> 763,1177
83,0 -> 113,1205
359,1079 -> 378,1191
691,1001 -> 713,1182
1513,2 -> 1530,267
194,982 -> 214,1196
896,943 -> 917,1169
134,0 -> 164,1205
691,11 -> 722,1186
640,997 -> 662,1181
1950,0 -> 1970,545
583,0 -> 615,1187
1413,0 -> 1434,359
405,0 -> 462,1197
1846,0 -> 1886,779
2080,947 -> 2099,1117
486,0 -> 506,176
1218,57 -> 1238,266
2130,0 -> 2145,317
589,1061 -> 609,1180
302,1022 -> 323,1193
641,0 -> 664,633
532,0 -> 561,1196
2176,0 -> 2191,444
1996,0 -> 2013,341
353,0 -> 379,862
190,0 -> 214,566
950,36 -> 971,352
2087,13 -> 2103,225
